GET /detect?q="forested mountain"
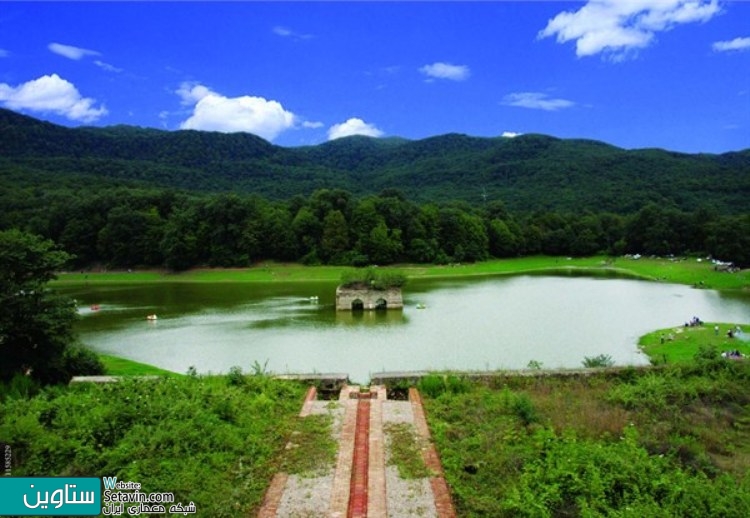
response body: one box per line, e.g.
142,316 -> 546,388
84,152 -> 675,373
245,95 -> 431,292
2,108 -> 749,269
2,108 -> 748,214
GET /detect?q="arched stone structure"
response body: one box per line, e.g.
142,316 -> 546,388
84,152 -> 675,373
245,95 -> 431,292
335,286 -> 403,311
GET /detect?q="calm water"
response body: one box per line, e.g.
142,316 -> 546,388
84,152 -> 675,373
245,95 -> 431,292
58,275 -> 750,383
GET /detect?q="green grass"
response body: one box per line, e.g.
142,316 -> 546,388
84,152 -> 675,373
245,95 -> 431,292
639,322 -> 750,364
0,374 -> 309,516
280,413 -> 337,476
98,354 -> 181,376
384,422 -> 432,479
55,263 -> 345,284
423,366 -> 750,516
55,256 -> 750,290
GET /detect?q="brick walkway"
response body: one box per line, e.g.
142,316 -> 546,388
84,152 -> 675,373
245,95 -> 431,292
258,385 -> 456,517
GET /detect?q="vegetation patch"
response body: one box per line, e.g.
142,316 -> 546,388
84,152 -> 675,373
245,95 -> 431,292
0,374 -> 307,516
340,266 -> 407,290
55,256 -> 750,291
581,353 -> 615,368
423,360 -> 750,516
384,422 -> 432,479
98,353 -> 180,376
280,413 -> 337,477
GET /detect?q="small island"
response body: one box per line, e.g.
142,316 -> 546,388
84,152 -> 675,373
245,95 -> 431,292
335,268 -> 405,311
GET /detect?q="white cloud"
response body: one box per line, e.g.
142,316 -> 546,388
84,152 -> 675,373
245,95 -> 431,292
273,26 -> 292,37
0,49 -> 8,58
419,62 -> 470,81
177,82 -> 296,141
302,120 -> 324,129
327,118 -> 384,140
0,74 -> 107,122
48,42 -> 100,60
502,131 -> 522,138
272,25 -> 313,40
94,60 -> 123,73
539,0 -> 722,59
176,82 -> 213,106
502,92 -> 575,111
713,36 -> 750,52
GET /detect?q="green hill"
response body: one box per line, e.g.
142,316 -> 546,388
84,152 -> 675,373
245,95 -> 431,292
1,108 -> 748,213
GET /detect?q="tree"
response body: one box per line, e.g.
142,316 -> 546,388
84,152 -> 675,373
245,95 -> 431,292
161,206 -> 199,271
363,220 -> 403,264
292,206 -> 322,259
261,206 -> 298,261
97,205 -> 164,267
438,208 -> 488,262
488,218 -> 519,257
0,230 -> 82,384
626,204 -> 680,256
320,210 -> 350,263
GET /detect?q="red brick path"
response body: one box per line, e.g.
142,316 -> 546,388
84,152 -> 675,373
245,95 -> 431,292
258,385 -> 456,517
347,398 -> 371,518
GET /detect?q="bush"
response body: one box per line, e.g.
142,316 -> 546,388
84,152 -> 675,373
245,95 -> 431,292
511,393 -> 539,426
0,376 -> 308,514
0,373 -> 41,401
417,374 -> 470,398
582,354 -> 614,368
227,365 -> 245,386
340,266 -> 406,290
63,346 -> 105,377
502,427 -> 750,517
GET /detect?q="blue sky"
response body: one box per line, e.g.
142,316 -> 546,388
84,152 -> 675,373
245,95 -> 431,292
1,1 -> 748,153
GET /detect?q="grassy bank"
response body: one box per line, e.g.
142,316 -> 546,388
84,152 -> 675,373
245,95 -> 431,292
421,363 -> 750,516
55,256 -> 750,290
639,322 -> 750,364
98,354 -> 181,376
0,373 -> 309,516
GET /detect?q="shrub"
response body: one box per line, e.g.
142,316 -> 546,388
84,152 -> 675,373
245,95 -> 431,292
417,374 -> 470,398
0,376 -> 308,514
527,360 -> 543,370
227,365 -> 245,386
340,266 -> 406,290
0,373 -> 41,401
63,346 -> 105,377
582,354 -> 614,368
511,393 -> 539,426
502,426 -> 750,517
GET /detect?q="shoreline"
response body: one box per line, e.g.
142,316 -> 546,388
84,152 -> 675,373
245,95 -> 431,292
63,256 -> 747,376
54,255 -> 750,291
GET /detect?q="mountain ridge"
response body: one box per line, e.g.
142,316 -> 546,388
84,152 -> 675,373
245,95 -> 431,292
1,108 -> 748,214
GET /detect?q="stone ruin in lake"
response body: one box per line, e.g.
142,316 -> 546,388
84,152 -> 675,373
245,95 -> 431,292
335,285 -> 403,311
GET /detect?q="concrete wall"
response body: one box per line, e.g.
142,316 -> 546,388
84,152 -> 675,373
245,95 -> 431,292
335,286 -> 403,311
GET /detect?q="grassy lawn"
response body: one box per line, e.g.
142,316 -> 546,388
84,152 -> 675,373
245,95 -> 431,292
639,322 -> 750,364
422,366 -> 750,517
55,264 -> 346,284
98,353 -> 181,376
55,256 -> 750,290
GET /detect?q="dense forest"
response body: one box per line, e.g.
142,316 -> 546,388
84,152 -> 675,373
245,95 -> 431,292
2,108 -> 749,213
1,185 -> 749,269
1,108 -> 749,269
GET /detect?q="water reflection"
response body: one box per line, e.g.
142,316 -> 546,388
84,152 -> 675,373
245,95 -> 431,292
335,309 -> 408,326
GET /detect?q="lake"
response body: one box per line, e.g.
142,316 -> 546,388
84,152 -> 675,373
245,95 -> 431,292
58,274 -> 750,383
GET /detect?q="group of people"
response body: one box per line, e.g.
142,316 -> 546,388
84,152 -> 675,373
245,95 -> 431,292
720,325 -> 744,359
715,324 -> 743,338
685,316 -> 703,327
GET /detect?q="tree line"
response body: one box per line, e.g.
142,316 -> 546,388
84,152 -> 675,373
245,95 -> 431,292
1,187 -> 748,270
